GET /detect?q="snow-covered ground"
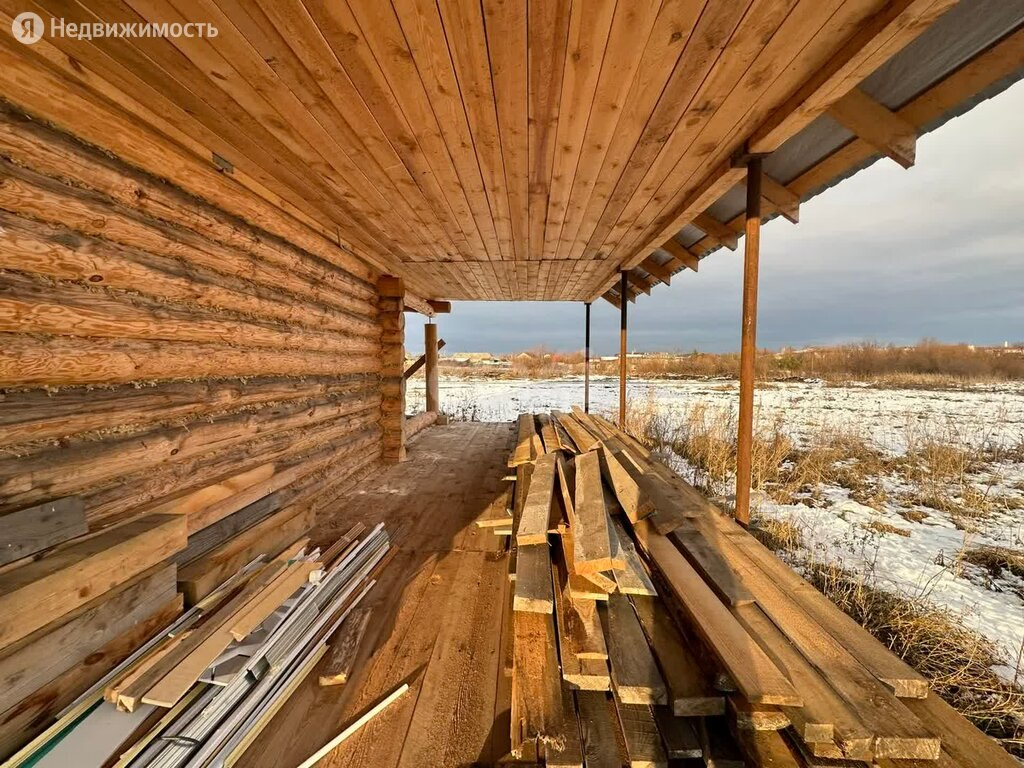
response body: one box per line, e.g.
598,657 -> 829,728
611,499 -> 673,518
409,375 -> 1024,681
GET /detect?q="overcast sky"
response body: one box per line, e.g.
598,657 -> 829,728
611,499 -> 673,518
413,81 -> 1024,357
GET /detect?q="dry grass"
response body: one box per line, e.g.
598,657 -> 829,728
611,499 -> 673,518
961,546 -> 1024,581
466,341 -> 1024,385
862,520 -> 911,537
750,518 -> 804,552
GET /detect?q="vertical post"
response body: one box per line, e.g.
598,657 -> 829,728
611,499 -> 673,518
424,321 -> 439,413
378,275 -> 406,463
618,271 -> 628,430
584,302 -> 591,413
735,156 -> 762,526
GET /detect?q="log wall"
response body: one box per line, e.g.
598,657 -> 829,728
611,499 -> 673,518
0,106 -> 398,757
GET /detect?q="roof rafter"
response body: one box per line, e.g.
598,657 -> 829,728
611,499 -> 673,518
828,88 -> 917,168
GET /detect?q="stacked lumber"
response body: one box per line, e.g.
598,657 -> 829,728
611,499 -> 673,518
505,413 -> 724,766
5,523 -> 391,768
502,411 -> 1017,768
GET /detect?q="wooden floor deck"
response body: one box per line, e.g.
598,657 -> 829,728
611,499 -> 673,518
243,422 -> 515,768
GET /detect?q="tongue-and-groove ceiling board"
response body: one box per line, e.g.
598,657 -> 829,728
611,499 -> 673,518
0,0 -> 998,301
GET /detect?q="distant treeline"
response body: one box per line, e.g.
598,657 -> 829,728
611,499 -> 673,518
482,341 -> 1024,383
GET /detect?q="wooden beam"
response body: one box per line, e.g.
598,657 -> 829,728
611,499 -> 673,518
403,338 -> 446,380
749,0 -> 958,153
426,300 -> 452,314
424,322 -> 439,413
661,240 -> 699,272
402,293 -> 434,316
0,514 -> 186,649
377,275 -> 405,298
760,176 -> 801,224
624,271 -> 653,295
693,213 -> 739,250
735,157 -> 762,527
601,291 -> 621,309
828,88 -> 917,168
640,257 -> 672,285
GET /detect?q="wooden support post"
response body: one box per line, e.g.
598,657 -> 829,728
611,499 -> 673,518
735,157 -> 762,526
584,302 -> 591,414
618,271 -> 628,430
424,321 -> 439,413
378,275 -> 406,462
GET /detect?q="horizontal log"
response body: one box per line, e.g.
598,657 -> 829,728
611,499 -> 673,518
0,393 -> 380,512
0,335 -> 382,387
85,419 -> 381,527
0,106 -> 378,292
405,411 -> 438,441
0,273 -> 380,356
0,161 -> 372,318
0,375 -> 377,450
0,211 -> 379,334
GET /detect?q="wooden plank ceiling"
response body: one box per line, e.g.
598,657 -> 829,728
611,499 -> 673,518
0,0 -> 964,301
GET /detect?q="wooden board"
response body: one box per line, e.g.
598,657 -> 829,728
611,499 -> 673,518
0,496 -> 87,567
733,603 -> 869,756
572,451 -> 623,574
511,609 -> 561,755
513,543 -> 554,614
611,698 -> 667,768
610,517 -> 657,596
630,519 -> 800,707
597,444 -> 655,523
629,594 -> 724,717
552,557 -> 608,660
721,531 -> 939,759
0,594 -> 182,761
602,593 -> 667,706
174,492 -> 281,565
561,529 -> 613,601
319,607 -> 373,686
517,452 -> 556,546
671,519 -> 755,607
653,706 -> 701,759
574,691 -> 626,768
0,513 -> 186,650
708,513 -> 929,698
176,506 -> 312,605
0,564 -> 176,714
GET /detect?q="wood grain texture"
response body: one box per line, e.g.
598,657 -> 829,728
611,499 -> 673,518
0,514 -> 186,650
0,496 -> 87,567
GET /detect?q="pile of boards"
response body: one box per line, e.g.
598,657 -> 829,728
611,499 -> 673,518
1,504 -> 390,768
0,438 -> 381,764
499,408 -> 1016,768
